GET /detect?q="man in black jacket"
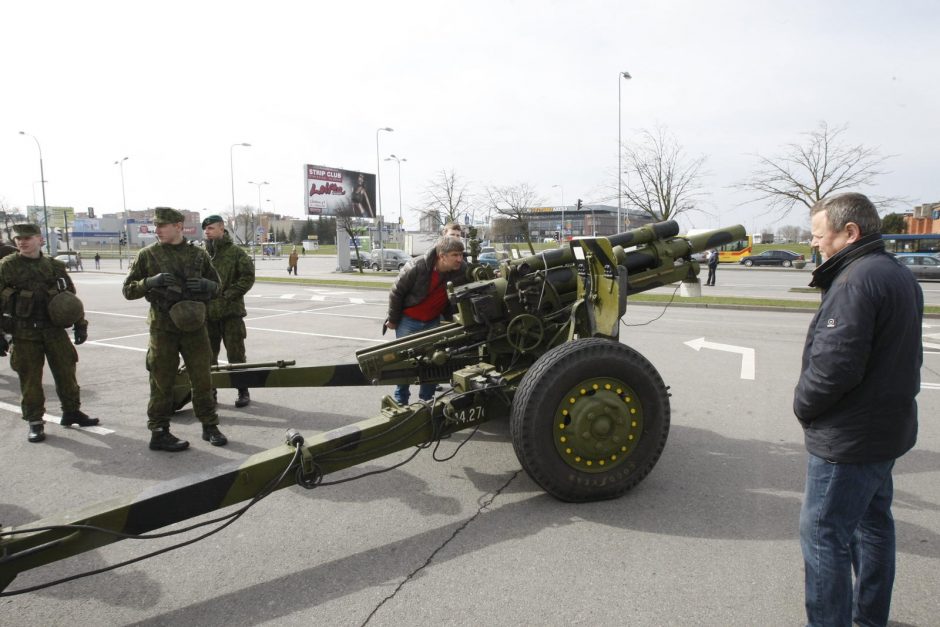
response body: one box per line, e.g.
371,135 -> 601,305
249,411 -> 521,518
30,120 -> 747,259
385,236 -> 467,404
794,193 -> 922,627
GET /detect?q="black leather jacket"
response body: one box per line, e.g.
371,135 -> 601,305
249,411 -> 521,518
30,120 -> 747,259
387,247 -> 468,325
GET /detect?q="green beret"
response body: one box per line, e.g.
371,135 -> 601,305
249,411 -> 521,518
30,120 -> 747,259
12,223 -> 42,238
201,214 -> 224,229
153,207 -> 185,225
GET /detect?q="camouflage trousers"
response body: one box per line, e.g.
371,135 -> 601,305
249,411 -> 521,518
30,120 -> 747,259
146,326 -> 218,430
207,316 -> 247,366
9,329 -> 81,422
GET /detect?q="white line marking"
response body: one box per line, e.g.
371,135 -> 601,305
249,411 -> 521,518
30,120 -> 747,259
0,401 -> 115,434
245,326 -> 383,343
84,341 -> 148,352
684,337 -> 756,380
86,310 -> 147,319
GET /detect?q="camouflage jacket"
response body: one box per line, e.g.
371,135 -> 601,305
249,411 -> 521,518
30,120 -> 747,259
123,239 -> 220,330
0,253 -> 85,339
205,231 -> 255,320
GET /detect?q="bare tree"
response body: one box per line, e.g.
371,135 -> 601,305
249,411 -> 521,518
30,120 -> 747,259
736,121 -> 898,218
419,169 -> 476,230
619,125 -> 708,222
777,224 -> 803,243
485,182 -> 543,254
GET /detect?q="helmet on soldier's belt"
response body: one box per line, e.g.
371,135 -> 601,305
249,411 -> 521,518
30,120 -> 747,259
169,300 -> 206,332
48,291 -> 85,328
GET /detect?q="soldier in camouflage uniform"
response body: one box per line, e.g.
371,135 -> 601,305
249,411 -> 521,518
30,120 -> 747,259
0,223 -> 98,443
123,207 -> 226,452
202,214 -> 255,407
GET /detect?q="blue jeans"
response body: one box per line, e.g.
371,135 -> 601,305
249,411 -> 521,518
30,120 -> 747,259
393,315 -> 440,405
800,454 -> 896,627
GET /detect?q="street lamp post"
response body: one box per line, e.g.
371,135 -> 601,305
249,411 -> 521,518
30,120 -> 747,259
375,127 -> 393,257
247,180 -> 269,262
552,184 -> 565,240
230,142 -> 251,240
384,154 -> 407,232
114,156 -> 129,269
18,131 -> 51,254
618,70 -> 632,232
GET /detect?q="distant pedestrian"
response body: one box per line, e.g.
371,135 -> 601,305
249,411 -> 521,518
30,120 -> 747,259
705,249 -> 718,286
94,252 -> 101,269
288,248 -> 299,275
75,252 -> 83,272
794,192 -> 922,626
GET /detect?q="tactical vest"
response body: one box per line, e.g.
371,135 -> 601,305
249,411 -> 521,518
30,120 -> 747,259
0,257 -> 78,332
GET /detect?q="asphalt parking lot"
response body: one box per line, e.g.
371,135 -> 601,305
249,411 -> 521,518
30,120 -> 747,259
1,260 -> 938,626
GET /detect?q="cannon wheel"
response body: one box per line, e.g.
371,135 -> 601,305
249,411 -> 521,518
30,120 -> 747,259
510,338 -> 670,502
173,386 -> 192,412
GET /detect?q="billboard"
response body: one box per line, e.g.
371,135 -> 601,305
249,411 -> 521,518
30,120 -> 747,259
305,164 -> 376,218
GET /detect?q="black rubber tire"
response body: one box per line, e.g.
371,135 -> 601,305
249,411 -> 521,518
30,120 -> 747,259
398,263 -> 405,270
371,263 -> 380,271
743,259 -> 754,267
782,260 -> 792,268
510,338 -> 670,502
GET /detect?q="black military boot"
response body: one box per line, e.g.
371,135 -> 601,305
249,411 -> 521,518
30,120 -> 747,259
62,410 -> 100,427
235,388 -> 250,408
28,421 -> 45,443
149,427 -> 190,452
202,425 -> 228,447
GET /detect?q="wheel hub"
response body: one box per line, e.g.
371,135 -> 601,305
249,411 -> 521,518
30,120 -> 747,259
553,378 -> 643,473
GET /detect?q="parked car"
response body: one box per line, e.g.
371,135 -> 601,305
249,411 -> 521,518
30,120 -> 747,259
370,248 -> 412,271
53,252 -> 83,271
739,250 -> 805,267
896,253 -> 940,281
349,250 -> 371,269
476,251 -> 508,269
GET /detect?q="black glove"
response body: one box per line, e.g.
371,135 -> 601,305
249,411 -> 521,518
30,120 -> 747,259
74,324 -> 88,345
145,273 -> 179,289
186,277 -> 218,294
0,335 -> 8,357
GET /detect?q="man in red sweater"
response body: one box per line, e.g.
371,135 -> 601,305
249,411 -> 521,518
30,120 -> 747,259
385,236 -> 467,404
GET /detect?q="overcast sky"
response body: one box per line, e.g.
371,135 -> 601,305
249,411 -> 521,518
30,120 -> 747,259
3,0 -> 938,234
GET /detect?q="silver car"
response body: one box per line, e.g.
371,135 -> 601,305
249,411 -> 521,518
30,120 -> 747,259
370,249 -> 412,271
896,253 -> 940,281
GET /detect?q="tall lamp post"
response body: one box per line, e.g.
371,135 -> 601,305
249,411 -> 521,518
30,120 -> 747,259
247,180 -> 268,262
552,184 -> 565,240
18,131 -> 51,254
114,156 -> 129,269
375,127 -> 393,255
384,154 -> 407,231
617,70 -> 632,232
230,142 -> 251,239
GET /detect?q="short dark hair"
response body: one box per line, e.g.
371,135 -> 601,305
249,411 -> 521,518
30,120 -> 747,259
436,235 -> 465,256
811,193 -> 881,236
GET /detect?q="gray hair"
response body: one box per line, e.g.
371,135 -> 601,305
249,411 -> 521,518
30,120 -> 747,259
436,235 -> 465,256
811,193 -> 881,236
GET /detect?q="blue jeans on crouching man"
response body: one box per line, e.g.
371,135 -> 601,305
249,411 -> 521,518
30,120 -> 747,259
800,453 -> 896,627
394,314 -> 440,405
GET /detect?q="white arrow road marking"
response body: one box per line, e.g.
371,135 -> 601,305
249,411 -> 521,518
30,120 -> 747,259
0,401 -> 114,434
684,337 -> 756,380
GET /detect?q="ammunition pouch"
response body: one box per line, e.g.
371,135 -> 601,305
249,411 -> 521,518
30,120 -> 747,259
1,287 -> 16,333
169,300 -> 206,332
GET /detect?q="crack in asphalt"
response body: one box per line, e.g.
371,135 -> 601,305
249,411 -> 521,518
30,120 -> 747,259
360,469 -> 523,626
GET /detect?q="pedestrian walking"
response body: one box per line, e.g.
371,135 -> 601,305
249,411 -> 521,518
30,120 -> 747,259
94,252 -> 101,269
705,249 -> 718,286
288,248 -> 299,275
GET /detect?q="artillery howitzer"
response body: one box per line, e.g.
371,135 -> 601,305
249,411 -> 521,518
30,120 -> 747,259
0,220 -> 745,593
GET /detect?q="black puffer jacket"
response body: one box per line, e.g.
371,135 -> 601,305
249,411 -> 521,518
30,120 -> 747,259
793,234 -> 923,463
387,247 -> 468,325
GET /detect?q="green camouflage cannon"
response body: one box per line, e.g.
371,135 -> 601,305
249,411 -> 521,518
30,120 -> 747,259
0,221 -> 745,594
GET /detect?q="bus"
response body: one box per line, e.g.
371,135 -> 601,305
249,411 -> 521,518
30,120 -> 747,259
881,233 -> 940,256
717,234 -> 752,263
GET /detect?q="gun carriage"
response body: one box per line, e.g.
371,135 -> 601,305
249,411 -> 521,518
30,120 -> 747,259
1,221 -> 744,593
